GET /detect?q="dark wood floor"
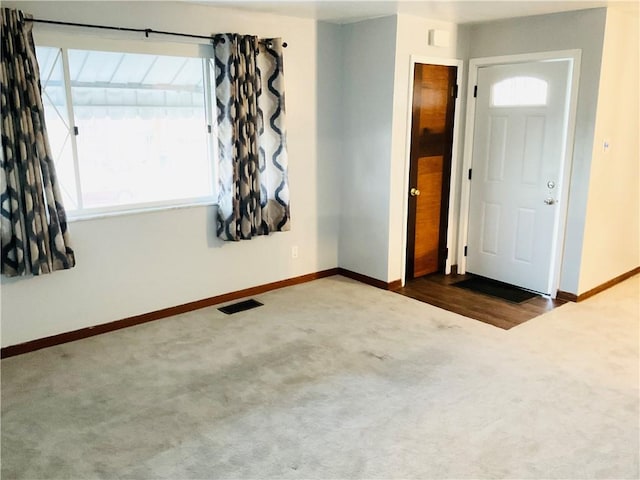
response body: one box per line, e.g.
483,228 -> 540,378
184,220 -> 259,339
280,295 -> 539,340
395,273 -> 567,330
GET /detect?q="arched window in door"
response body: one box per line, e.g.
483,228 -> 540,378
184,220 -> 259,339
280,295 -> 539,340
491,76 -> 548,107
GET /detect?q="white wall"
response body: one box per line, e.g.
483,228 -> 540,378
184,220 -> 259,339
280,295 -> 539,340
0,1 -> 341,347
388,14 -> 469,282
578,7 -> 640,293
466,8 -> 608,294
338,16 -> 397,281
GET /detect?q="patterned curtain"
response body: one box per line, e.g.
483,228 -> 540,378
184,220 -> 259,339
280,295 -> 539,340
214,33 -> 290,241
0,8 -> 75,276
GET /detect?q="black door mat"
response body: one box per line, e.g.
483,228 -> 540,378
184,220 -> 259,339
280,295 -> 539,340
218,299 -> 263,314
453,276 -> 538,303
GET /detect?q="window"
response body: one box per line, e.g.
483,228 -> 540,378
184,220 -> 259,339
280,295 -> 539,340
491,76 -> 548,107
36,42 -> 217,218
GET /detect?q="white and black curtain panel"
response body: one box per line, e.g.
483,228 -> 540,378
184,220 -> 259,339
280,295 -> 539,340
1,8 -> 75,276
214,33 -> 290,241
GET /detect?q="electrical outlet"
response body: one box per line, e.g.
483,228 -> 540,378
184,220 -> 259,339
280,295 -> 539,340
291,246 -> 299,259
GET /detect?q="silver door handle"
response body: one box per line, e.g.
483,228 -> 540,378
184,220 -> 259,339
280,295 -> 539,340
544,198 -> 557,205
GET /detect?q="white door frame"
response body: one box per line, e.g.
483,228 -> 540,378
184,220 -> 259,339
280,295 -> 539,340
457,49 -> 582,297
400,55 -> 464,286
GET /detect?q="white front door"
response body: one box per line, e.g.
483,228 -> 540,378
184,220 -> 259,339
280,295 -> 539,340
466,60 -> 572,294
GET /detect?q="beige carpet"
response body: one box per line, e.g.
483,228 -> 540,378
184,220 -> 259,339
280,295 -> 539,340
2,275 -> 638,479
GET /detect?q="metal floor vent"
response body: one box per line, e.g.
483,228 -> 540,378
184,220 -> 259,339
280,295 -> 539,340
218,299 -> 263,315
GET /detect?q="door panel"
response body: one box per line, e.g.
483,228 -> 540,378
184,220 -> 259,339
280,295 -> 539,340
522,116 -> 545,184
486,116 -> 508,181
480,202 -> 500,255
466,60 -> 571,294
414,155 -> 444,276
406,64 -> 457,279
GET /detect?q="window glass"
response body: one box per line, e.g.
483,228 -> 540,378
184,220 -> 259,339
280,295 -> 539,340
35,46 -> 215,216
491,76 -> 548,107
37,46 -> 79,210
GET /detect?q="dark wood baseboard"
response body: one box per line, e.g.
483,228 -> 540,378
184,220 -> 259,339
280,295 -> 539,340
1,268 -> 339,359
337,268 -> 402,291
555,290 -> 578,302
556,266 -> 640,303
6,264 -> 634,359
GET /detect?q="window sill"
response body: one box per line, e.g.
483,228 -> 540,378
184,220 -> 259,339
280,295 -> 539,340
66,200 -> 217,223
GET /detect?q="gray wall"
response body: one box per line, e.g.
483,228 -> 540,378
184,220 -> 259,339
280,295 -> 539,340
316,21 -> 344,269
338,16 -> 398,281
467,8 -> 608,293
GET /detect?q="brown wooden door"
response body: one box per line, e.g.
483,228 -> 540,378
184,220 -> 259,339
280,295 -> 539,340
406,64 -> 457,280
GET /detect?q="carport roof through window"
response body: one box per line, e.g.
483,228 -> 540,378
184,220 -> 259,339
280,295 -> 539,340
58,49 -> 205,107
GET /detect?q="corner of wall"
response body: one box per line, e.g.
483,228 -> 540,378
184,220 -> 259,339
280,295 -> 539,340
316,20 -> 345,269
337,15 -> 398,282
577,5 -> 640,294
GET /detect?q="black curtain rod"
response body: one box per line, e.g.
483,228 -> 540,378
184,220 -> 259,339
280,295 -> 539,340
26,18 -> 224,43
25,18 -> 288,47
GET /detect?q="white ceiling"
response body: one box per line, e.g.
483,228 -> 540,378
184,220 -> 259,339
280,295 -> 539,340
193,0 -> 635,25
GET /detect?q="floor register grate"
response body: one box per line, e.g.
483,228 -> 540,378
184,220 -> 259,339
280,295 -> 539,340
218,299 -> 264,315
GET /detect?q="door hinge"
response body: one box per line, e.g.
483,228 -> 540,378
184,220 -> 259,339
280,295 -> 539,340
453,84 -> 459,99
73,126 -> 79,136
464,246 -> 468,256
473,85 -> 478,98
445,247 -> 449,260
207,124 -> 212,134
468,168 -> 472,180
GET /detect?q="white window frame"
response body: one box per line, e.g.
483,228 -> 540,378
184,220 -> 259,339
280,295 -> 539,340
33,30 -> 219,221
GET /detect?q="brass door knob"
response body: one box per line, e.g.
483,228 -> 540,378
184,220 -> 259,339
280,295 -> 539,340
410,188 -> 421,197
